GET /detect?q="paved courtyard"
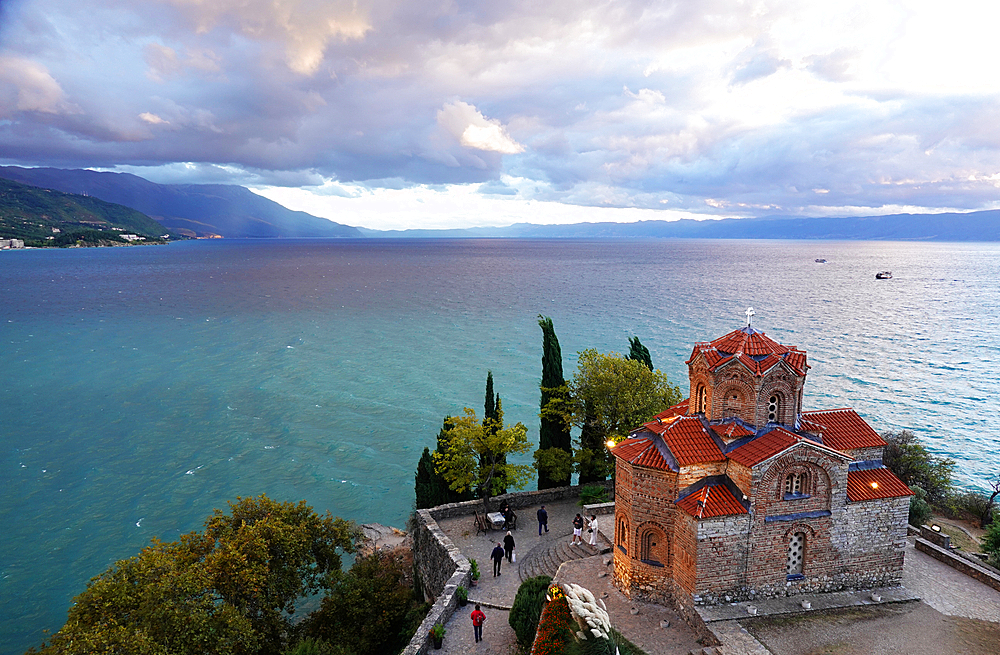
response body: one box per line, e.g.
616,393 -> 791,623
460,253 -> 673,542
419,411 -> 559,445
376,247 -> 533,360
431,504 -> 1000,655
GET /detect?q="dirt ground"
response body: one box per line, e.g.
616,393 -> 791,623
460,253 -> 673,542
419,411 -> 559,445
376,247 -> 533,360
742,601 -> 1000,655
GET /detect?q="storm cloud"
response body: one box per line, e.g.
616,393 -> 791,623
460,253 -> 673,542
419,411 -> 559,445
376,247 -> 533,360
2,0 -> 1000,227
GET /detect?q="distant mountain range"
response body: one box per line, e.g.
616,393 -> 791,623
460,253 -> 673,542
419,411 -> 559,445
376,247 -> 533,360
2,166 -> 998,241
0,167 -> 362,239
360,211 -> 1000,241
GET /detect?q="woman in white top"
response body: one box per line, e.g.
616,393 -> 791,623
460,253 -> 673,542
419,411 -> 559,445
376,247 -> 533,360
588,514 -> 598,546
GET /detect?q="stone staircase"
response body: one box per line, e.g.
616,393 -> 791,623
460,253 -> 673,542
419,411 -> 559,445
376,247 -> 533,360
518,534 -> 607,582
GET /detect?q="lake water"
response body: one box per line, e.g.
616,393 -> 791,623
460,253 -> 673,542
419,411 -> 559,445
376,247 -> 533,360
1,238 -> 998,653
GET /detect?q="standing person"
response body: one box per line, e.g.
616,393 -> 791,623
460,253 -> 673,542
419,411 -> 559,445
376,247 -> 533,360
491,541 -> 505,576
572,513 -> 584,544
504,530 -> 515,563
471,604 -> 486,643
537,505 -> 548,535
588,514 -> 599,546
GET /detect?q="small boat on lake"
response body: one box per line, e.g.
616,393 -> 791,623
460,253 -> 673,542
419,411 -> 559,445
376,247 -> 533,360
815,258 -> 827,263
875,271 -> 892,279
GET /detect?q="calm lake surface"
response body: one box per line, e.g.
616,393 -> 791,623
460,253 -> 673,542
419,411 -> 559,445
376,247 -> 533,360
1,238 -> 997,652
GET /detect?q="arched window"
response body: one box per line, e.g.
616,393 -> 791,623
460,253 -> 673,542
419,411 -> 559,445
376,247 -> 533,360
616,516 -> 629,555
787,531 -> 806,576
767,393 -> 781,423
695,385 -> 707,414
784,471 -> 808,497
723,392 -> 740,418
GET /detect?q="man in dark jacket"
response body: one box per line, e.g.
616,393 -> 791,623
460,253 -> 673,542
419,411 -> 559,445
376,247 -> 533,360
503,531 -> 515,563
537,505 -> 548,535
491,542 -> 505,576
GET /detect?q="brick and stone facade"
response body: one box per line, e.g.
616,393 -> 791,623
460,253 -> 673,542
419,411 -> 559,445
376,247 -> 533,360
611,321 -> 913,607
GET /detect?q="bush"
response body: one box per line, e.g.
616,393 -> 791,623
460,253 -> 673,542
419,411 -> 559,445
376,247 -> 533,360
908,486 -> 932,527
881,430 -> 955,504
509,575 -> 552,647
984,514 -> 1000,568
579,485 -> 609,506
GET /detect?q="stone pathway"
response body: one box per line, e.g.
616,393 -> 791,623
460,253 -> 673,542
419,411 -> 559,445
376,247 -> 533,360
901,535 -> 1000,622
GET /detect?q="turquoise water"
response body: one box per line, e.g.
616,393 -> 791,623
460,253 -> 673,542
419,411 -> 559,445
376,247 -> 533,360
1,238 -> 998,652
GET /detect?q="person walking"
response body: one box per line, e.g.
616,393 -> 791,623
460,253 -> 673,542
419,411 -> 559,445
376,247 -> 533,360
471,604 -> 486,643
588,514 -> 599,546
572,513 -> 584,544
503,530 -> 515,563
537,505 -> 548,535
491,541 -> 505,576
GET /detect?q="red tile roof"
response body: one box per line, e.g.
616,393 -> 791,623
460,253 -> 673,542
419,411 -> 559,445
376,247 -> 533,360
801,409 -> 886,451
713,421 -> 755,440
688,327 -> 807,376
847,468 -> 914,501
728,428 -> 800,467
676,483 -> 748,518
644,415 -> 725,466
655,400 -> 688,420
610,436 -> 672,471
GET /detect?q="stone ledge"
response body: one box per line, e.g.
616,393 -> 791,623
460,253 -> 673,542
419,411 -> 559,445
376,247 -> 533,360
914,537 -> 1000,593
697,586 -> 920,623
583,501 -> 616,515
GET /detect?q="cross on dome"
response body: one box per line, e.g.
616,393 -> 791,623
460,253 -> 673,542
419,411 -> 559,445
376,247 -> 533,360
745,307 -> 755,328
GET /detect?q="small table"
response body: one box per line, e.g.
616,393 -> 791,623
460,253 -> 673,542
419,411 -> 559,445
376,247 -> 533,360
486,512 -> 505,529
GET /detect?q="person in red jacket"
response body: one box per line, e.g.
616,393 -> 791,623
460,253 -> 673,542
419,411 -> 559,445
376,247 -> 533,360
470,604 -> 486,643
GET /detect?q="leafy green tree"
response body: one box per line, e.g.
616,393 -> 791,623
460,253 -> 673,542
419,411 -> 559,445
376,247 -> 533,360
538,316 -> 572,488
627,336 -> 653,371
509,575 -> 552,648
482,371 -> 507,494
433,407 -> 534,510
882,430 -> 955,505
304,550 -> 426,655
30,495 -> 361,655
546,350 -> 682,482
415,418 -> 474,509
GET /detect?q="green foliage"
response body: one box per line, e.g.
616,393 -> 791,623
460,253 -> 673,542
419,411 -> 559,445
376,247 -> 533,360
304,549 -> 423,655
469,558 -> 481,580
626,336 -> 653,371
578,485 -> 609,506
539,316 -> 572,488
429,623 -> 446,639
908,486 -> 933,527
433,407 -> 533,509
566,628 -> 649,655
881,430 -> 955,505
983,514 -> 1000,568
509,575 -> 553,648
283,637 -> 353,655
30,495 -> 360,655
456,585 -> 468,601
534,447 -> 575,488
415,418 -> 474,509
0,177 -> 168,242
481,372 -> 507,494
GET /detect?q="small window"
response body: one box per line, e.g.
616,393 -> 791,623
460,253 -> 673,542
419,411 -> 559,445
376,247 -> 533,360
639,528 -> 661,565
784,472 -> 808,497
787,531 -> 805,576
768,393 -> 781,423
695,385 -> 707,414
616,517 -> 628,555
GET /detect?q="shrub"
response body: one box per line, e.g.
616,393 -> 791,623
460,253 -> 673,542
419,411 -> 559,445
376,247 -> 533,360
579,485 -> 609,506
984,514 -> 1000,568
532,596 -> 574,655
881,430 -> 955,504
509,575 -> 552,647
908,486 -> 932,527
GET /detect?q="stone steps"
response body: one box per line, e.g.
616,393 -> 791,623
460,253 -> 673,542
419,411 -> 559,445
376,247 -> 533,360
518,535 -> 601,583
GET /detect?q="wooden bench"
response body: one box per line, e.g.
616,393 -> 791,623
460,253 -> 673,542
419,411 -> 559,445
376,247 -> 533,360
474,511 -> 491,535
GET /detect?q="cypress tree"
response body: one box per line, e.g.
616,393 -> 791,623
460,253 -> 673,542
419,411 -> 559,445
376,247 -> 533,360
481,371 -> 506,495
627,336 -> 653,371
415,417 -> 473,508
538,316 -> 572,488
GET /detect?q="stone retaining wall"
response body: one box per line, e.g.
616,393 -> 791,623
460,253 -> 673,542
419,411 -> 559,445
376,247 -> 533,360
404,482 -> 612,654
915,537 -> 1000,594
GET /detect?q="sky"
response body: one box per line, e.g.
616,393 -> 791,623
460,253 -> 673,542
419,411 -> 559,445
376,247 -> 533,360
2,0 -> 1000,230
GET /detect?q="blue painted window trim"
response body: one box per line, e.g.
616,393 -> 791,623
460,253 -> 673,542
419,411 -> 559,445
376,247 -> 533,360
764,509 -> 831,523
617,544 -> 627,555
640,559 -> 663,567
783,493 -> 811,501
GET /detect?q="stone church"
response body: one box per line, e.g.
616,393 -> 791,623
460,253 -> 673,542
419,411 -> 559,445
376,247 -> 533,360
610,315 -> 912,606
